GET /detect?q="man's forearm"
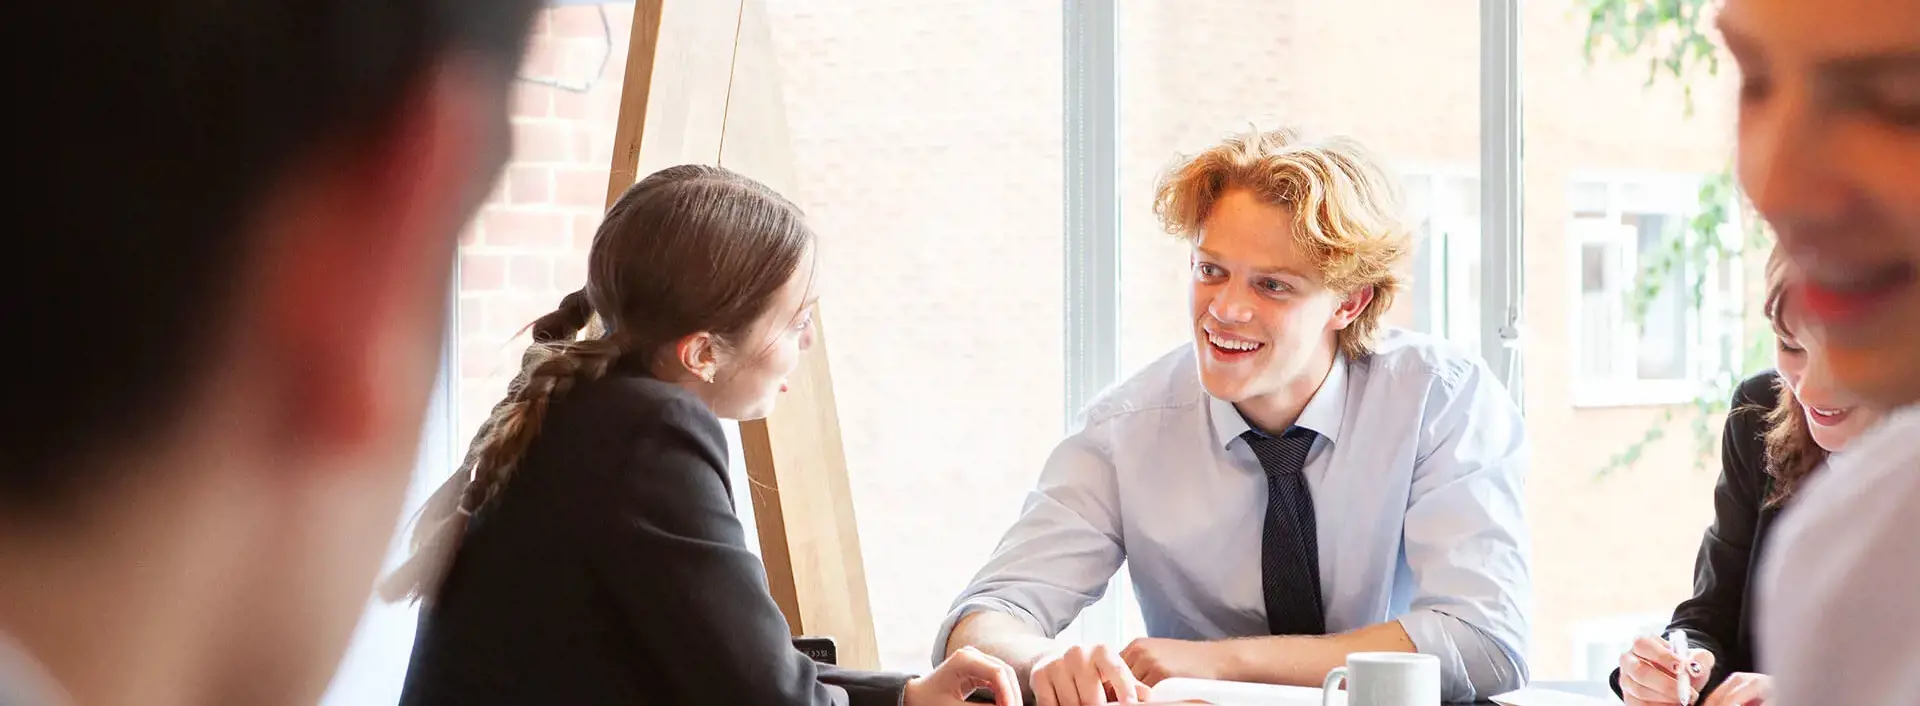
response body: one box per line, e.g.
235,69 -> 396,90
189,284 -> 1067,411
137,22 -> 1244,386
1214,621 -> 1418,687
945,610 -> 1059,687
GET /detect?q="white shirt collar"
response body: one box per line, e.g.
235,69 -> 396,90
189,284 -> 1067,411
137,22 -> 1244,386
0,629 -> 69,706
1209,353 -> 1350,447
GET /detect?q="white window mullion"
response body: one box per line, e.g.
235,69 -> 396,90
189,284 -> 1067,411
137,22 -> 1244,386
1479,0 -> 1525,408
1061,0 -> 1126,649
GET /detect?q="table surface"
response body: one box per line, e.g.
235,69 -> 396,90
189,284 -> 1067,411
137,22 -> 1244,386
970,680 -> 1619,705
1526,681 -> 1617,697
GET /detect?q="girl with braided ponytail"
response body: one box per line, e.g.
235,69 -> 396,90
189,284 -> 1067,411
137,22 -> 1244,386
390,165 -> 1021,706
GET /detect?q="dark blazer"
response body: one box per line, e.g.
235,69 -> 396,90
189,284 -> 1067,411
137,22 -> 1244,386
1610,371 -> 1786,701
399,373 -> 911,706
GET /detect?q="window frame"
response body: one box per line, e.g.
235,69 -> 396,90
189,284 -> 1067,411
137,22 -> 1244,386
1403,165 -> 1485,354
1564,171 -> 1743,408
1061,0 -> 1125,648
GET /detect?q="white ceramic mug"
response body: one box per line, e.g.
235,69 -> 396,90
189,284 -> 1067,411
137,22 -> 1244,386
1321,652 -> 1441,706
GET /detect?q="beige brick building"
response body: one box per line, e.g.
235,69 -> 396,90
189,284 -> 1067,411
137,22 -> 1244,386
454,0 -> 1752,681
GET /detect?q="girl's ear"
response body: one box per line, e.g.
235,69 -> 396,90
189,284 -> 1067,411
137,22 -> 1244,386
672,332 -> 722,383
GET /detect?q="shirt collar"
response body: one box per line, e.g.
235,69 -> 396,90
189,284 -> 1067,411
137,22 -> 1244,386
0,629 -> 69,706
1208,353 -> 1350,448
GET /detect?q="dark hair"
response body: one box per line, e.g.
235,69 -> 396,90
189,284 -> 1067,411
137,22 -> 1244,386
1,1 -> 542,511
1760,247 -> 1827,507
381,164 -> 815,604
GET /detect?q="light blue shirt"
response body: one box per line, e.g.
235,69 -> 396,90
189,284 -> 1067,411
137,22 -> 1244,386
936,329 -> 1532,702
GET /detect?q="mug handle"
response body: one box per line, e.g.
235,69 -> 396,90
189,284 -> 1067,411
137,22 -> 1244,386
1321,666 -> 1348,706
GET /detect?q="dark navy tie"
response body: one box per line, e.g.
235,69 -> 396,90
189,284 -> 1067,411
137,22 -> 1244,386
1241,426 -> 1326,636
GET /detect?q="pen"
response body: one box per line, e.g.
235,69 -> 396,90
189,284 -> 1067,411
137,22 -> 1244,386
1668,629 -> 1690,703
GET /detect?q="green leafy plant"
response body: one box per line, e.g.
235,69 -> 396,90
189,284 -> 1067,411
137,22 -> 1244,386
1580,0 -> 1723,110
1580,0 -> 1776,475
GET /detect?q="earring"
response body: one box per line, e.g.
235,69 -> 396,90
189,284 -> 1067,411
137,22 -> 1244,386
699,369 -> 716,384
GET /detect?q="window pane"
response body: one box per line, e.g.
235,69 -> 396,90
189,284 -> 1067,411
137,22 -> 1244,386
1435,175 -> 1484,353
1630,213 -> 1689,381
1581,242 -> 1609,294
1405,174 -> 1434,214
1522,0 -> 1750,681
1117,0 -> 1481,374
766,0 -> 1065,670
1579,242 -> 1615,379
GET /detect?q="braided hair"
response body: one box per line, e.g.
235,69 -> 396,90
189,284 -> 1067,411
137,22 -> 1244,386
381,164 -> 814,604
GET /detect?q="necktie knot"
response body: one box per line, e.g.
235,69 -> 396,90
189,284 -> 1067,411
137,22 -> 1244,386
1241,427 -> 1319,477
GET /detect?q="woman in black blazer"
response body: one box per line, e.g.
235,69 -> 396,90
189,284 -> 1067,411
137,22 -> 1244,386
1611,251 -> 1887,706
384,165 -> 1021,706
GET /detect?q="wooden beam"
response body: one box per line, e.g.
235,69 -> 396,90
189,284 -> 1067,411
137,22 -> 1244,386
723,0 -> 880,670
714,0 -> 797,193
634,0 -> 747,176
603,0 -> 663,208
604,0 -> 880,670
604,0 -> 745,207
736,311 -> 880,669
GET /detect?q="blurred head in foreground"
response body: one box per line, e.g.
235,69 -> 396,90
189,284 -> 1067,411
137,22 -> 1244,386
0,2 -> 541,704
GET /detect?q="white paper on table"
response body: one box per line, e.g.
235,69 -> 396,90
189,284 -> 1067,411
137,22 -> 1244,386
1150,677 -> 1345,705
1488,686 -> 1620,706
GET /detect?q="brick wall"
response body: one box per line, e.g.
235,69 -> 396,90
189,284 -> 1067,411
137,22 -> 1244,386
456,3 -> 633,440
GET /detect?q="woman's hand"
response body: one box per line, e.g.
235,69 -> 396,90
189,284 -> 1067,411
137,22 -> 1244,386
1701,672 -> 1772,706
1617,636 -> 1714,705
906,645 -> 1025,706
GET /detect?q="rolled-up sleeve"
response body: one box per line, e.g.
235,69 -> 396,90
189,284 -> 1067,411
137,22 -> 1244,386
930,424 -> 1128,665
1396,361 -> 1532,702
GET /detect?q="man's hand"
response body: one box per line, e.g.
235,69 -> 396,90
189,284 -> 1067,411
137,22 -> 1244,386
1119,638 -> 1230,686
1030,643 -> 1150,706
